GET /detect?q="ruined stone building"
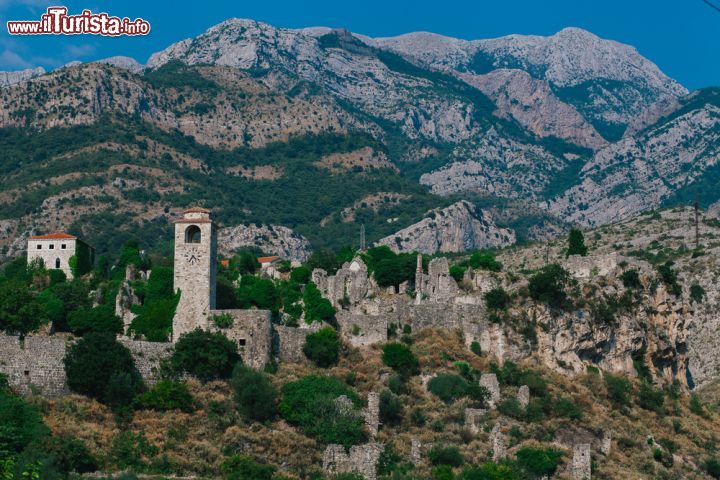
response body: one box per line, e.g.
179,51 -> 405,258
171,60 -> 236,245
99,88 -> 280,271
26,232 -> 94,279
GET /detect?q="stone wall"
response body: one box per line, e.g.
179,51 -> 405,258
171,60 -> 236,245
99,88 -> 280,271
564,253 -> 618,279
27,238 -> 77,279
0,334 -> 171,398
336,312 -> 388,347
208,309 -> 272,369
322,442 -> 384,480
0,335 -> 69,396
275,323 -> 322,362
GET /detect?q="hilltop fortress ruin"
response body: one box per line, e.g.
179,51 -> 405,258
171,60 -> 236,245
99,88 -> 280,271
0,207 -> 696,402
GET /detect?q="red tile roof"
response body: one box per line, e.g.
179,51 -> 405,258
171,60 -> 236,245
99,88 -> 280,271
220,259 -> 230,267
28,233 -> 76,240
184,207 -> 211,213
258,256 -> 280,264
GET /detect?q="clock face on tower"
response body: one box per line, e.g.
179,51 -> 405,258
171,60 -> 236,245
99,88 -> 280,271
183,247 -> 203,266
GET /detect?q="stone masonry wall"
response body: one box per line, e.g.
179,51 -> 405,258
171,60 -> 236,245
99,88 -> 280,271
275,323 -> 322,363
0,334 -> 171,398
336,312 -> 388,347
208,309 -> 272,369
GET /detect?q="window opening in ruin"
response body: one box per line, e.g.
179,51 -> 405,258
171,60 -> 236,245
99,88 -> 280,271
55,258 -> 61,269
185,225 -> 201,243
239,339 -> 247,347
37,244 -> 42,249
49,244 -> 54,249
61,244 -> 66,249
24,370 -> 29,377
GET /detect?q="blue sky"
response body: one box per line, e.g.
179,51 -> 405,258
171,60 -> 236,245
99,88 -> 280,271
0,0 -> 718,90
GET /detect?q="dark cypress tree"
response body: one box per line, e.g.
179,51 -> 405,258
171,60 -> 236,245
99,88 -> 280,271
566,228 -> 588,257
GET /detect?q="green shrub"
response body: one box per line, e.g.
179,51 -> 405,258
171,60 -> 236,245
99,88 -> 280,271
290,266 -> 311,284
44,435 -> 98,474
68,304 -> 123,336
605,374 -> 632,408
169,329 -> 241,382
303,327 -> 340,368
382,343 -> 420,378
212,313 -> 234,329
388,374 -> 407,395
514,447 -> 562,477
656,261 -> 682,296
136,380 -> 194,413
64,332 -> 143,408
457,462 -> 516,479
427,374 -> 475,404
620,269 -> 642,289
528,264 -> 571,310
279,375 -> 365,447
303,282 -> 335,323
470,341 -> 481,356
449,265 -> 467,282
637,382 -> 664,413
129,294 -> 179,342
566,228 -> 588,256
492,362 -> 547,397
236,276 -> 280,312
0,388 -> 49,456
690,393 -> 705,417
703,457 -> 720,479
484,287 -> 510,311
428,445 -> 464,467
221,455 -> 275,480
230,365 -> 277,422
379,389 -> 403,425
498,398 -> 524,419
432,465 -> 454,480
690,284 -> 706,304
552,396 -> 583,419
0,280 -> 48,337
467,252 -> 502,271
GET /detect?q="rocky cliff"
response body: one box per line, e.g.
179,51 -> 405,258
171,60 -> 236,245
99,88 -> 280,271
218,224 -> 312,261
377,200 -> 516,253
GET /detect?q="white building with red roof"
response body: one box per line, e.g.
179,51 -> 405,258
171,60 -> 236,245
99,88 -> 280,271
26,233 -> 94,279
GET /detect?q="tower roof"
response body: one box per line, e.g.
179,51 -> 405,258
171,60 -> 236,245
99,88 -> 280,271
184,207 -> 211,214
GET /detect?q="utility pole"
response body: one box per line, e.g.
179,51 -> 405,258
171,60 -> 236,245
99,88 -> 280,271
360,224 -> 366,252
694,194 -> 700,251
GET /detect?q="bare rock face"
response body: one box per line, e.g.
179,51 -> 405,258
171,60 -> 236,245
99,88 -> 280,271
218,224 -> 311,262
461,68 -> 606,150
548,100 -> 720,227
0,67 -> 45,87
377,201 -> 515,254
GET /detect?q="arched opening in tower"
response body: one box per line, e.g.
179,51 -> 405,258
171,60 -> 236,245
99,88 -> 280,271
185,225 -> 202,243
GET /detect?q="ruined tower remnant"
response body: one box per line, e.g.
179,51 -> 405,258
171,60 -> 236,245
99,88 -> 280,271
172,208 -> 217,340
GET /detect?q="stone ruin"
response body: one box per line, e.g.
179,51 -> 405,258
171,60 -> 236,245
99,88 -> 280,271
568,444 -> 592,480
364,391 -> 380,437
564,253 -> 618,280
410,438 -> 422,466
490,421 -> 507,462
312,257 -> 372,309
517,385 -> 530,409
415,255 -> 459,303
322,442 -> 384,480
464,408 -> 486,434
480,373 -> 501,407
115,264 -> 146,333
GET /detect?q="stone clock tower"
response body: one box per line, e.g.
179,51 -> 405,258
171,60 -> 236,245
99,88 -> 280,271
172,207 -> 217,340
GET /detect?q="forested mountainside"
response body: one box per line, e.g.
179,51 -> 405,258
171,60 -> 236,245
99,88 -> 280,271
0,18 -> 717,263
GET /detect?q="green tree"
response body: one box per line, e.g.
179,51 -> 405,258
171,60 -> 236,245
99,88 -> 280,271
63,332 -> 143,408
514,447 -> 562,477
221,455 -> 275,480
428,445 -> 464,467
484,288 -> 511,311
382,343 -> 420,378
605,374 -> 632,408
236,276 -> 280,312
467,251 -> 502,272
290,266 -> 311,284
136,380 -> 194,413
279,375 -> 365,447
129,296 -> 179,342
303,282 -> 335,323
169,329 -> 240,382
230,365 -> 278,422
0,281 -> 47,337
0,388 -> 49,456
379,389 -> 403,426
68,304 -> 123,336
303,327 -> 340,368
566,228 -> 588,256
528,264 -> 572,310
